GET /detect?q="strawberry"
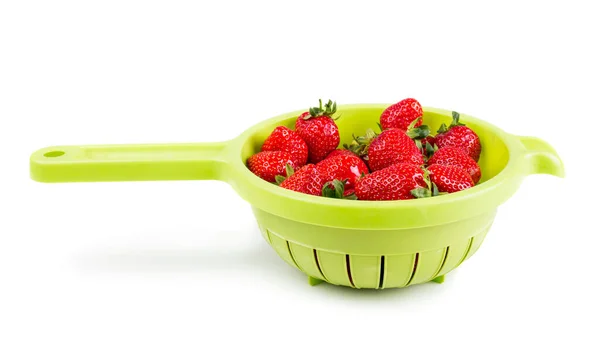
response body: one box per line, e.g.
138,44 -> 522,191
295,99 -> 341,163
345,120 -> 429,171
355,163 -> 427,201
279,164 -> 324,196
262,126 -> 308,166
380,98 -> 423,131
326,149 -> 357,159
426,164 -> 474,193
316,153 -> 369,190
367,128 -> 424,171
436,111 -> 481,161
427,147 -> 481,184
247,151 -> 296,182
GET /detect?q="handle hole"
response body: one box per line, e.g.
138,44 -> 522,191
44,151 -> 65,158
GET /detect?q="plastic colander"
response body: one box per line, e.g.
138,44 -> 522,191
30,105 -> 564,289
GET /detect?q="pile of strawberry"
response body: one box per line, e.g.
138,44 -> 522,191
247,98 -> 481,201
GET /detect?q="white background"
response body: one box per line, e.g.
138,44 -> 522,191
1,1 -> 598,363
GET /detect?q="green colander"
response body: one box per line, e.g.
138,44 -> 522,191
30,105 -> 564,289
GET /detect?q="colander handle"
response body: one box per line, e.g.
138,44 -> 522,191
518,136 -> 565,177
30,142 -> 231,183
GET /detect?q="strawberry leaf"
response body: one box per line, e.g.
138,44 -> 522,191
451,111 -> 465,127
274,175 -> 286,185
321,184 -> 337,198
307,99 -> 337,119
415,139 -> 423,151
333,180 -> 345,197
344,193 -> 358,200
432,182 -> 439,197
422,169 -> 432,190
437,123 -> 449,134
407,124 -> 430,139
407,117 -> 423,130
322,179 -> 352,200
285,163 -> 295,178
275,164 -> 295,185
425,141 -> 435,157
411,187 -> 432,199
325,100 -> 337,115
343,129 -> 377,157
308,107 -> 321,118
365,128 -> 377,139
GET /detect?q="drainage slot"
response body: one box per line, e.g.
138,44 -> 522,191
405,253 -> 420,286
286,241 -> 301,270
456,237 -> 474,267
313,249 -> 327,281
378,256 -> 386,289
432,247 -> 450,279
345,255 -> 355,287
265,229 -> 273,246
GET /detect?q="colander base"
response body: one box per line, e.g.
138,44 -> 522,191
257,222 -> 490,290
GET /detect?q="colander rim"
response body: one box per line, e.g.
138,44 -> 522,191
225,104 -> 528,229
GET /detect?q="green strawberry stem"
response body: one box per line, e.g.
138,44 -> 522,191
343,192 -> 358,200
410,168 -> 441,199
423,140 -> 436,158
415,139 -> 422,151
410,187 -> 431,199
406,117 -> 422,130
406,125 -> 430,139
274,163 -> 295,185
406,117 -> 430,140
343,128 -> 377,157
305,99 -> 338,120
321,179 -> 357,200
417,140 -> 436,160
438,111 -> 465,134
285,163 -> 294,177
451,111 -> 465,126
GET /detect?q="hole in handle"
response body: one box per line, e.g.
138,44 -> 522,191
44,151 -> 65,158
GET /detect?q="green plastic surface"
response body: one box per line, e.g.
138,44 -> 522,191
30,105 -> 565,289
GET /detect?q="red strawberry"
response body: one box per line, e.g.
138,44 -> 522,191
326,149 -> 357,159
295,99 -> 340,163
427,147 -> 481,184
247,151 -> 296,182
436,111 -> 481,161
367,128 -> 424,171
317,153 -> 369,190
262,126 -> 308,166
427,164 -> 474,193
355,163 -> 427,201
380,98 -> 423,131
279,164 -> 324,196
